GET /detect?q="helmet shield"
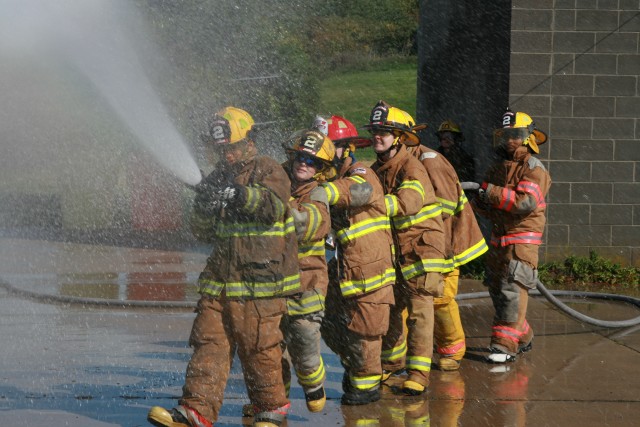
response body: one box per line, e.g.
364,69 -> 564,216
495,109 -> 548,154
493,127 -> 531,150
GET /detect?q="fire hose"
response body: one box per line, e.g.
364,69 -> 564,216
3,272 -> 640,327
456,280 -> 640,328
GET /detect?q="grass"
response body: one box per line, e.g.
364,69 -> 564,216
317,57 -> 418,163
461,252 -> 640,297
317,58 -> 418,126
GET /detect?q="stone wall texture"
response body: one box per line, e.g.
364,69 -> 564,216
509,0 -> 640,266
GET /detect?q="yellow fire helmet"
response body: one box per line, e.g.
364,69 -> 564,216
207,106 -> 255,146
493,109 -> 547,153
363,100 -> 422,147
286,128 -> 337,182
436,119 -> 464,141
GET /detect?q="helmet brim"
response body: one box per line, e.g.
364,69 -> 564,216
533,129 -> 547,144
333,136 -> 372,148
400,132 -> 421,147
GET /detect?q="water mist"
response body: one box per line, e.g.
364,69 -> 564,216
0,0 -> 202,186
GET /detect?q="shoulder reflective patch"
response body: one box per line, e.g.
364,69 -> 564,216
527,156 -> 546,171
419,152 -> 438,161
351,167 -> 367,175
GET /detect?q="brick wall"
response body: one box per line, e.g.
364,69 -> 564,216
509,0 -> 640,266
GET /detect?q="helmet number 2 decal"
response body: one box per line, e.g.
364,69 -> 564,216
371,109 -> 384,122
303,136 -> 318,152
212,125 -> 225,140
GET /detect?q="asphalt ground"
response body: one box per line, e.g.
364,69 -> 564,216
1,238 -> 639,427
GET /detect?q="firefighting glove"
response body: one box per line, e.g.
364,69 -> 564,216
349,182 -> 373,208
194,184 -> 246,216
290,207 -> 308,239
477,182 -> 493,205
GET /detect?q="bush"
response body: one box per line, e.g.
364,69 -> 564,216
460,251 -> 640,297
539,250 -> 640,296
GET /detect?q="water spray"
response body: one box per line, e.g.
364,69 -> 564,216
0,0 -> 203,186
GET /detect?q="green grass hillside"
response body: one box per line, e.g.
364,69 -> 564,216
318,59 -> 418,126
317,58 -> 418,161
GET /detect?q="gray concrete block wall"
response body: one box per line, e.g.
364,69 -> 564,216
509,0 -> 640,266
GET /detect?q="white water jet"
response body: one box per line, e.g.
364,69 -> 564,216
0,0 -> 202,186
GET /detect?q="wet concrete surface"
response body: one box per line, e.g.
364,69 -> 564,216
1,238 -> 639,426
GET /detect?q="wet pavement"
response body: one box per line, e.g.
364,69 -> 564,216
1,237 -> 639,426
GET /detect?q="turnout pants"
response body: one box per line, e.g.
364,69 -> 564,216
434,268 -> 466,361
180,295 -> 289,422
281,309 -> 326,395
484,245 -> 536,355
382,272 -> 443,387
322,284 -> 392,394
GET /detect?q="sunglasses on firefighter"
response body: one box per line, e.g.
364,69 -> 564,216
294,153 -> 324,170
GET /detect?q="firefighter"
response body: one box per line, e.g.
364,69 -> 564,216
436,119 -> 476,182
471,109 -> 551,363
405,131 -> 488,371
367,101 -> 447,396
280,129 -> 335,412
147,107 -> 300,427
313,115 -> 396,405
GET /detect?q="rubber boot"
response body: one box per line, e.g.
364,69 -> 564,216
253,403 -> 290,427
305,386 -> 326,412
341,372 -> 381,405
402,380 -> 426,396
488,285 -> 531,363
147,405 -> 212,427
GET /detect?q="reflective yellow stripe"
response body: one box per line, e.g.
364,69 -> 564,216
406,355 -> 432,372
296,358 -> 326,387
381,340 -> 407,363
392,203 -> 442,230
323,183 -> 339,205
287,291 -> 325,316
398,179 -> 425,199
437,196 -> 457,216
297,240 -> 326,258
401,257 -> 450,279
340,267 -> 396,297
350,374 -> 382,391
336,216 -> 391,245
454,191 -> 469,214
244,186 -> 261,213
453,238 -> 488,267
198,272 -> 301,298
384,194 -> 398,216
348,175 -> 366,184
301,202 -> 321,241
216,217 -> 294,237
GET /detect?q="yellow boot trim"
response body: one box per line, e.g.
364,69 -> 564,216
254,422 -> 279,427
147,407 -> 189,427
402,380 -> 426,396
438,357 -> 461,371
306,394 -> 326,413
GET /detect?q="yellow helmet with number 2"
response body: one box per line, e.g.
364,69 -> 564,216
286,128 -> 337,181
493,109 -> 547,154
208,106 -> 255,146
363,100 -> 421,146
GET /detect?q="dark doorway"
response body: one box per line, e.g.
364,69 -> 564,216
416,0 -> 511,179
